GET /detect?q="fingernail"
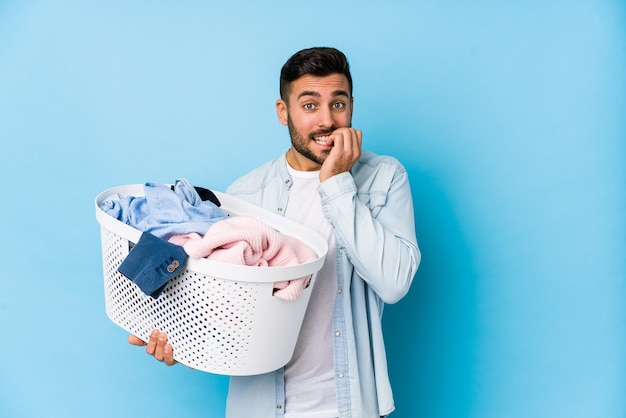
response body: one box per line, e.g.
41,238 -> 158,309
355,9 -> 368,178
150,330 -> 159,339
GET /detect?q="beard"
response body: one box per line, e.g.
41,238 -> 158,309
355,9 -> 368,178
287,116 -> 335,167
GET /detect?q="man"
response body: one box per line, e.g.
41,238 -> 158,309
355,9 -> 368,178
129,47 -> 421,417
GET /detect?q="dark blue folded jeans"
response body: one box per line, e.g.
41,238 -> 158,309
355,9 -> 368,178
118,232 -> 188,298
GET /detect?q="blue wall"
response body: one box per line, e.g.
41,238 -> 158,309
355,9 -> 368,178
1,1 -> 624,417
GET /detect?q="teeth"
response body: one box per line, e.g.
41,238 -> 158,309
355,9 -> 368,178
314,136 -> 330,144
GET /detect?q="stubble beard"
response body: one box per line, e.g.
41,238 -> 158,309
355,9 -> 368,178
287,116 -> 333,167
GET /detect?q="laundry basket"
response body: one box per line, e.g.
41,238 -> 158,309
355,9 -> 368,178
95,184 -> 328,376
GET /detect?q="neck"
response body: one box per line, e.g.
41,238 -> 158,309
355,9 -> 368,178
285,147 -> 322,172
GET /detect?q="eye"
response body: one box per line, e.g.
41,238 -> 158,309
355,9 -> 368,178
333,102 -> 345,109
303,103 -> 315,110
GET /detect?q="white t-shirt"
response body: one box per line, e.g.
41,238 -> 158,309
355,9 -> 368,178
283,166 -> 339,418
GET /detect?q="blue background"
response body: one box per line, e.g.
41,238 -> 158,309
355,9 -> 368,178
1,1 -> 624,417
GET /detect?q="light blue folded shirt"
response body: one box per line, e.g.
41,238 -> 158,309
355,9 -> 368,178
100,178 -> 228,239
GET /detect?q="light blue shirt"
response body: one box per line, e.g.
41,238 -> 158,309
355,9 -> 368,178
224,151 -> 421,417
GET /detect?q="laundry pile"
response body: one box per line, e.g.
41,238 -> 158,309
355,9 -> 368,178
100,179 -> 316,300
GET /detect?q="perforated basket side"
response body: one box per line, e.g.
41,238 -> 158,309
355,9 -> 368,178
101,225 -> 314,375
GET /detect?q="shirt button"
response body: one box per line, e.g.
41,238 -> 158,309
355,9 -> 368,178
338,248 -> 344,254
337,288 -> 342,294
167,260 -> 180,273
277,404 -> 283,409
277,207 -> 283,212
335,331 -> 341,337
338,373 -> 345,378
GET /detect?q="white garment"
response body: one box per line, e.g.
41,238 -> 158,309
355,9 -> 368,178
283,166 -> 339,418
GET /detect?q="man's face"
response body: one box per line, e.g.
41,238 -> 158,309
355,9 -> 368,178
277,74 -> 353,171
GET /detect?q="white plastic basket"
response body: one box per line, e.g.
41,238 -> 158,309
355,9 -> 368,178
95,184 -> 328,376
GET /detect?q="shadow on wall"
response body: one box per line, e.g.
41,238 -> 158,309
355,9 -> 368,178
383,167 -> 479,418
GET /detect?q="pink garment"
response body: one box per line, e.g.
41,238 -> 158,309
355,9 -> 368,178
168,216 -> 316,301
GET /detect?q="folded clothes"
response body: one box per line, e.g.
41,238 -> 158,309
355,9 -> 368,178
169,216 -> 317,301
118,232 -> 188,299
100,178 -> 228,240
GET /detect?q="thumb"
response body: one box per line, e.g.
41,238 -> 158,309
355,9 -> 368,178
127,334 -> 147,346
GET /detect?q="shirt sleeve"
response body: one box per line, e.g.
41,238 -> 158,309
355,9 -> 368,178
318,161 -> 421,304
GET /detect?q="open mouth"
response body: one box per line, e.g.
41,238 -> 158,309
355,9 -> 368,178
313,135 -> 331,145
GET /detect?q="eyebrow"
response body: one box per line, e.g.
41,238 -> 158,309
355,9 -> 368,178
297,90 -> 350,100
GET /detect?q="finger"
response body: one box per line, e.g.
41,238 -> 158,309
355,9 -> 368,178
355,129 -> 362,148
146,329 -> 160,355
320,128 -> 361,181
163,343 -> 177,366
335,128 -> 359,152
127,335 -> 147,346
154,332 -> 168,361
335,128 -> 359,159
353,129 -> 362,156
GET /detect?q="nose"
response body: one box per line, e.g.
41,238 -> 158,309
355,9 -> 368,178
317,106 -> 334,129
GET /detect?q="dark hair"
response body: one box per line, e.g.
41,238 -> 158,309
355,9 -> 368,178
279,47 -> 353,101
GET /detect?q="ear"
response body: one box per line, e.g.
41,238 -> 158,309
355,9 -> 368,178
276,99 -> 288,126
